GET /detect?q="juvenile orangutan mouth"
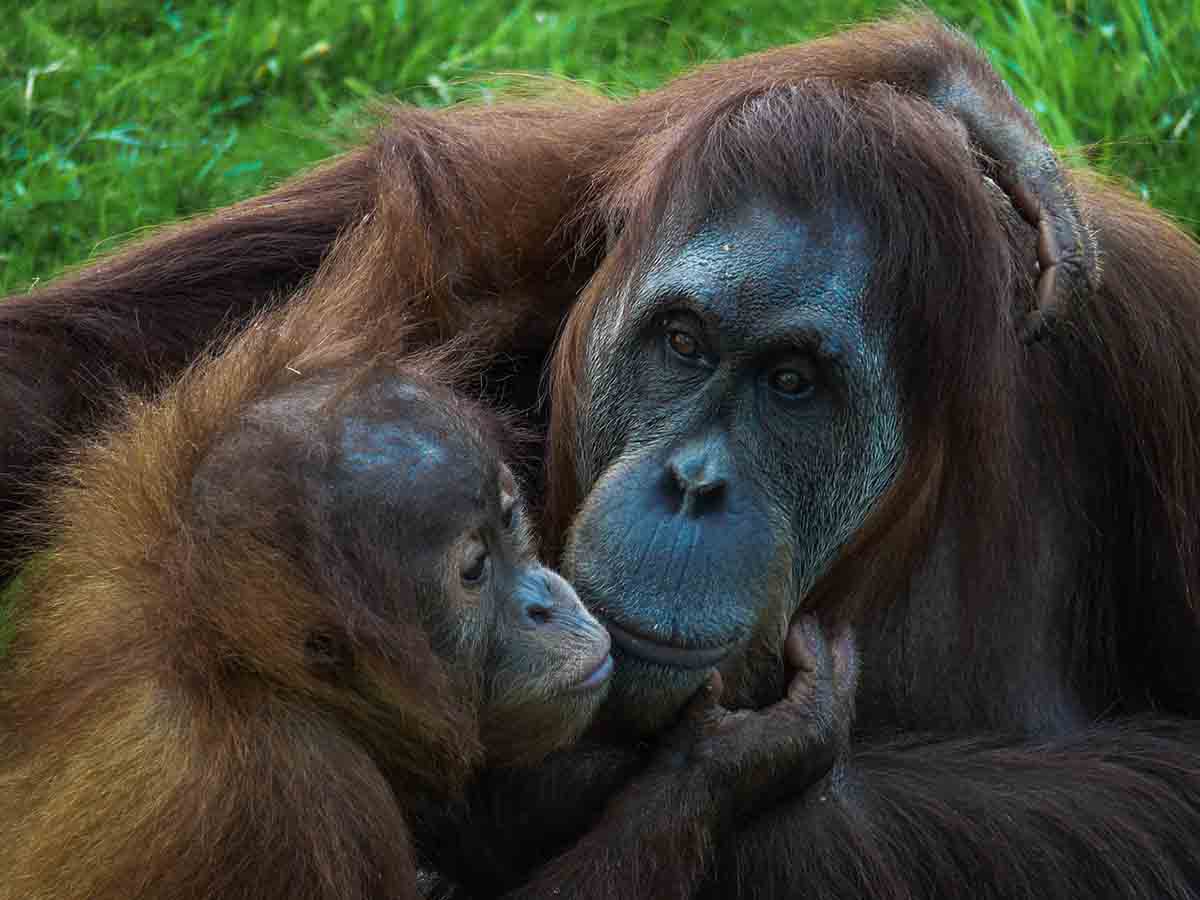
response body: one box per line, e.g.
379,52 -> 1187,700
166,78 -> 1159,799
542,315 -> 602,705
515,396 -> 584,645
574,652 -> 615,691
601,617 -> 733,670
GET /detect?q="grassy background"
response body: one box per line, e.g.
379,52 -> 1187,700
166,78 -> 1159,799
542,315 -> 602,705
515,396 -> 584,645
1,0 -> 1198,295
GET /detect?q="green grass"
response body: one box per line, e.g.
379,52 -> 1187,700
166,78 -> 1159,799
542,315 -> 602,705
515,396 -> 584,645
1,0 -> 1197,294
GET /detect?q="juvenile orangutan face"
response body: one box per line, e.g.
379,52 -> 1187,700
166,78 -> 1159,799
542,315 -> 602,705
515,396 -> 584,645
334,378 -> 614,763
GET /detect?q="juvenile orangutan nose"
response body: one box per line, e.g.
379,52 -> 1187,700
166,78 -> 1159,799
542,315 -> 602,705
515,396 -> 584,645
513,567 -> 582,627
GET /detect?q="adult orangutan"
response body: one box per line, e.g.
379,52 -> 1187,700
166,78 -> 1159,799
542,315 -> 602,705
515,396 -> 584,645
4,14 -> 1200,900
426,68 -> 1200,900
0,234 -> 851,900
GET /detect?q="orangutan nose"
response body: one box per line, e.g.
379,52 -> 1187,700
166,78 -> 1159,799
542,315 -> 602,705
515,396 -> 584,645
664,438 -> 730,517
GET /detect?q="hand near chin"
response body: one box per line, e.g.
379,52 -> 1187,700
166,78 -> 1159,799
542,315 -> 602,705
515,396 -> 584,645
505,619 -> 855,900
651,615 -> 858,818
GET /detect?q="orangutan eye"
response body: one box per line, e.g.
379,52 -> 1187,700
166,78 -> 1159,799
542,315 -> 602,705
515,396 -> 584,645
461,545 -> 490,585
770,367 -> 814,398
656,310 -> 711,369
667,329 -> 699,359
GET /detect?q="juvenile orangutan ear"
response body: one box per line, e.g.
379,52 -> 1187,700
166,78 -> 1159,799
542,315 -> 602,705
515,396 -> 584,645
304,628 -> 354,685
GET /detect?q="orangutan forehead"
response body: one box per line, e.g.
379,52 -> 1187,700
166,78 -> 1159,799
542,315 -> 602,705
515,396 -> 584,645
643,202 -> 873,299
338,414 -> 494,515
623,201 -> 875,355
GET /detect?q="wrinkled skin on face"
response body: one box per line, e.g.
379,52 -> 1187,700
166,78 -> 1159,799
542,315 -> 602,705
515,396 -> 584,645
562,200 -> 903,734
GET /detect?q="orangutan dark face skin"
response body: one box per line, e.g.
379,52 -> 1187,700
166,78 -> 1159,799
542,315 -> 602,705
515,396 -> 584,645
562,200 -> 903,734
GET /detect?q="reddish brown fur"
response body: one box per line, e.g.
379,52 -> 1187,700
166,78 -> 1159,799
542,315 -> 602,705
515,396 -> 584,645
4,14 -> 1200,899
0,229 -> 492,899
0,223 -> 848,900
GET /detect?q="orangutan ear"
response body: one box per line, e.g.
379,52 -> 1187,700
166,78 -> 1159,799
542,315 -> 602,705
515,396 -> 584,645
925,68 -> 1101,343
304,628 -> 354,685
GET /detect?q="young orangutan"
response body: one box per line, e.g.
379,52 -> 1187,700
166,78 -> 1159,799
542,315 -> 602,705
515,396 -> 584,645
0,230 -> 852,900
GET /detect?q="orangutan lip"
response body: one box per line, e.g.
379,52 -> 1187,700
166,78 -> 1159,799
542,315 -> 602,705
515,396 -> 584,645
575,652 -> 614,691
602,618 -> 732,670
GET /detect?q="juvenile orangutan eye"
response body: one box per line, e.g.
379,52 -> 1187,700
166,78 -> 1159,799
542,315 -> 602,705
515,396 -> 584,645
461,545 -> 490,585
770,367 -> 814,398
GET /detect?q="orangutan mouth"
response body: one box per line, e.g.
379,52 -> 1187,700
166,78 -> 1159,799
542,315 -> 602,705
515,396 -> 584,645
602,617 -> 733,670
